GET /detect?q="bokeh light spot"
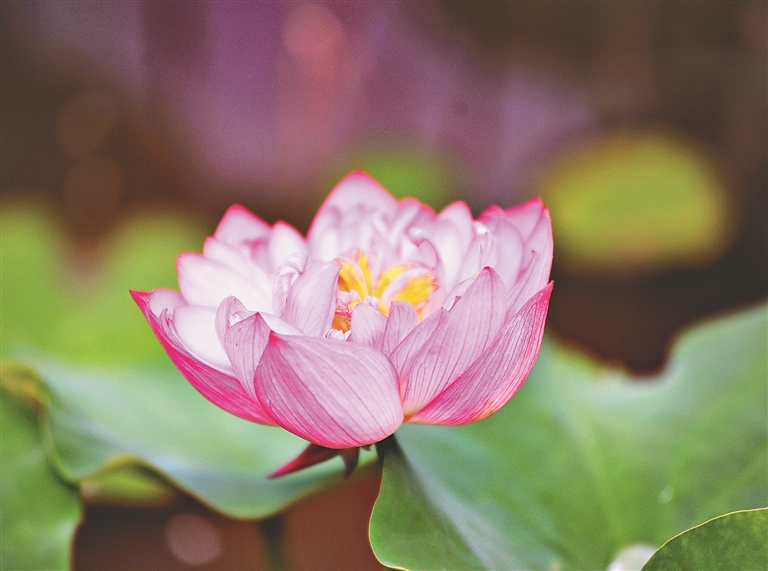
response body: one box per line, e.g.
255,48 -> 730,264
282,4 -> 344,58
164,513 -> 221,566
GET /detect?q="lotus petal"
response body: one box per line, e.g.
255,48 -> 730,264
254,334 -> 402,448
283,261 -> 341,336
410,282 -> 553,425
398,268 -> 506,416
132,290 -> 276,425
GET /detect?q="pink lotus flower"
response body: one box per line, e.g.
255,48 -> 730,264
133,172 -> 553,476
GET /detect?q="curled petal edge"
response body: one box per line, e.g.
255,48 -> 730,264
409,281 -> 553,425
131,290 -> 277,426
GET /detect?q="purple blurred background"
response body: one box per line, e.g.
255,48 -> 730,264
5,2 -> 765,222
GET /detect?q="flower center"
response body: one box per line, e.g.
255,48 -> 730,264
332,250 -> 438,332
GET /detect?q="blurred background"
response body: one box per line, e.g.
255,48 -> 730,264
2,2 -> 766,569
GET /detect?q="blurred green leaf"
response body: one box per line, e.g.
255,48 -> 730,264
538,130 -> 732,273
1,201 -> 208,366
18,359 -> 372,519
642,508 -> 768,571
1,204 -> 68,356
79,464 -> 179,508
1,392 -> 81,570
370,305 -> 767,570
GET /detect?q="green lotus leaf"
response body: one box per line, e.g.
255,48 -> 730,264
642,508 -> 768,571
1,392 -> 81,570
11,358 -> 373,520
78,464 -> 179,508
370,304 -> 767,570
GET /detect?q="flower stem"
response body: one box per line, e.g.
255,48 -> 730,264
257,515 -> 287,571
374,433 -> 399,466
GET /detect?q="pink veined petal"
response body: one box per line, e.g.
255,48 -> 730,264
504,197 -> 547,240
307,171 -> 398,260
377,301 -> 418,357
508,250 -> 552,315
517,203 -> 552,272
477,209 -> 525,294
284,261 -> 341,336
216,296 -> 304,354
219,299 -> 306,399
389,308 -> 446,395
522,206 -> 553,267
259,313 -> 304,336
177,253 -> 271,312
268,222 -> 308,272
313,171 -> 397,229
397,268 -> 507,417
215,296 -> 250,349
348,303 -> 387,347
131,290 -> 277,426
173,305 -> 232,372
221,312 -> 274,401
507,208 -> 553,314
213,204 -> 271,249
409,282 -> 553,425
272,253 -> 308,318
441,275 -> 475,311
254,334 -> 403,448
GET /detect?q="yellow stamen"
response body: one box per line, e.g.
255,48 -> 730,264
337,250 -> 372,297
388,273 -> 437,315
334,250 -> 438,330
331,310 -> 352,333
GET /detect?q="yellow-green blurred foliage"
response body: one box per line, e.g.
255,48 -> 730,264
2,199 -> 207,365
537,130 -> 733,274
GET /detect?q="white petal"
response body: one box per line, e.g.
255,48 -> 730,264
214,204 -> 271,248
177,254 -> 271,312
173,305 -> 232,372
268,222 -> 307,272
